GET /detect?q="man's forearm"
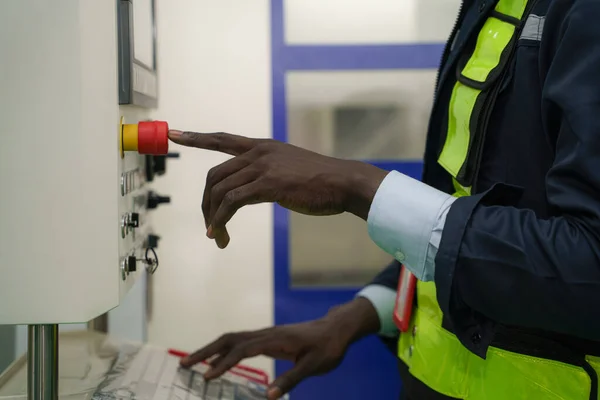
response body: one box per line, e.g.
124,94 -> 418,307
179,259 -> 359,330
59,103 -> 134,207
324,297 -> 381,345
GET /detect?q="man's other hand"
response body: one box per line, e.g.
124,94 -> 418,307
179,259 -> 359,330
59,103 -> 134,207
179,298 -> 380,399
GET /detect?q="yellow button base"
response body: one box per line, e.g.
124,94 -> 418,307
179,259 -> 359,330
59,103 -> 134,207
119,117 -> 139,158
122,124 -> 139,151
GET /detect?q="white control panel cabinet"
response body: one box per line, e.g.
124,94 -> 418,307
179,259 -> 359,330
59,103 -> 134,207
0,1 -> 152,324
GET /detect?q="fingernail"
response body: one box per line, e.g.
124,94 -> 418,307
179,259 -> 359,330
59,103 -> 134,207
180,357 -> 190,366
168,129 -> 183,139
216,231 -> 230,249
207,225 -> 214,239
267,387 -> 282,399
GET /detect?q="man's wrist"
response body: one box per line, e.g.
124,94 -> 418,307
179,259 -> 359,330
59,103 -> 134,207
323,297 -> 380,345
342,161 -> 389,220
366,170 -> 455,280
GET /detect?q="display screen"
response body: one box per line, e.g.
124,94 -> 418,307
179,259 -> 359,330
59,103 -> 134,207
133,0 -> 154,69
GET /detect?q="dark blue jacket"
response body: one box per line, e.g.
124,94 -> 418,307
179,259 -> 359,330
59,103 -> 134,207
370,0 -> 600,397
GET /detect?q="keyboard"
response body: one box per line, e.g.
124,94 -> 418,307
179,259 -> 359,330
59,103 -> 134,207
92,342 -> 288,400
177,366 -> 272,400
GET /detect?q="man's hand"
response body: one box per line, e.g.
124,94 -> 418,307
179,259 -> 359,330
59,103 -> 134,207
168,130 -> 388,248
180,298 -> 380,399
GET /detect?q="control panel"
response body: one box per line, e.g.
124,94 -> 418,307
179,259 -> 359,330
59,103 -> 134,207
0,0 -> 177,325
117,118 -> 176,298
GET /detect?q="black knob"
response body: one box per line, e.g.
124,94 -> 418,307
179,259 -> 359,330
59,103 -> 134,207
147,191 -> 171,209
127,212 -> 140,227
127,255 -> 137,272
146,234 -> 161,249
153,153 -> 179,176
152,156 -> 167,176
145,153 -> 180,182
145,155 -> 155,182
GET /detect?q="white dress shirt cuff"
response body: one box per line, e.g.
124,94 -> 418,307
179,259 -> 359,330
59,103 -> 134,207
356,284 -> 399,337
367,171 -> 455,281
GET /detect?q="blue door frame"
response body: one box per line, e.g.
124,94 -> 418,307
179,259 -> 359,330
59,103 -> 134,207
270,1 -> 443,398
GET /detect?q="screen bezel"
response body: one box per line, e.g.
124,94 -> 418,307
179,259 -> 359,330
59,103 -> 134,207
117,0 -> 158,108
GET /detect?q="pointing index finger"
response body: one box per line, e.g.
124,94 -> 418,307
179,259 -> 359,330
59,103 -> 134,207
168,130 -> 256,156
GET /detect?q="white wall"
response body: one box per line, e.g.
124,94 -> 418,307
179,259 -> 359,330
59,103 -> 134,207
285,0 -> 418,44
147,0 -> 274,375
285,0 -> 460,45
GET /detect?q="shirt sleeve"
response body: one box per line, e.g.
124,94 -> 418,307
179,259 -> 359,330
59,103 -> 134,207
434,0 -> 600,358
367,170 -> 455,281
356,284 -> 399,337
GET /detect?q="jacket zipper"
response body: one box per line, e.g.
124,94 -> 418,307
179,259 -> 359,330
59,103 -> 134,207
468,0 -> 540,194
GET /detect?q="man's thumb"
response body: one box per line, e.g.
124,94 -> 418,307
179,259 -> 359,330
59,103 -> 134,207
267,356 -> 315,399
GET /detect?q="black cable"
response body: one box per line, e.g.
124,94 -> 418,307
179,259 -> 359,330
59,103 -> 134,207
144,247 -> 159,274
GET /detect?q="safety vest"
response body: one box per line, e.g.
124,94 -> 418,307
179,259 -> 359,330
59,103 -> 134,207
396,0 -> 600,399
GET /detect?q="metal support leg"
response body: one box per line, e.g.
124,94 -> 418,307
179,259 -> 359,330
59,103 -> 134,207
27,325 -> 58,400
87,313 -> 109,333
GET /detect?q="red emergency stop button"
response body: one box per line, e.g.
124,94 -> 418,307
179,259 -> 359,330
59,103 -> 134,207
121,119 -> 169,156
138,121 -> 169,155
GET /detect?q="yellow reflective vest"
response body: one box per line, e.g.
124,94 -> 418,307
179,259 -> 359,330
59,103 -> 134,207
397,0 -> 600,398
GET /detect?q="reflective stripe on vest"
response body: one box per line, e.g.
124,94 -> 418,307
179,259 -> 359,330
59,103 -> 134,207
397,0 -> 600,398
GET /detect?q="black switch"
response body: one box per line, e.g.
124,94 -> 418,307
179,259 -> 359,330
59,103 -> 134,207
145,155 -> 155,182
145,153 -> 180,182
147,191 -> 171,209
128,212 -> 140,227
153,156 -> 165,176
127,255 -> 137,272
146,234 -> 161,249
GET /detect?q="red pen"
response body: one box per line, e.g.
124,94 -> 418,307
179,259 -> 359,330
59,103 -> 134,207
167,348 -> 269,385
168,349 -> 188,358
